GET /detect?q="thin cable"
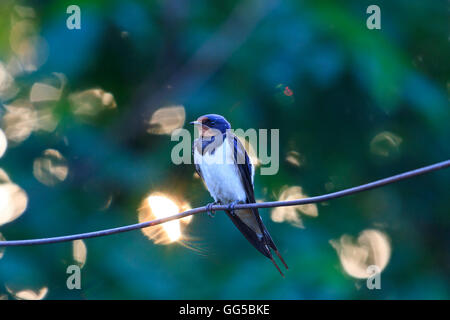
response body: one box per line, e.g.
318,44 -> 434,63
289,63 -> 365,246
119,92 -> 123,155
0,159 -> 449,247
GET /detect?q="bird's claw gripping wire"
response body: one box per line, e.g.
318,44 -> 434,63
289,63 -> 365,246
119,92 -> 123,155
228,201 -> 240,217
206,202 -> 219,218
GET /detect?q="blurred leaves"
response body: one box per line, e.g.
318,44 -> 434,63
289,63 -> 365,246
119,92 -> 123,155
0,0 -> 448,299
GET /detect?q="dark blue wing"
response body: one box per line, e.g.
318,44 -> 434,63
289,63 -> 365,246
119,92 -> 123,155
230,134 -> 280,253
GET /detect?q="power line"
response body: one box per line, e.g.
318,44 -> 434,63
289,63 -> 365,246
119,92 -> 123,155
0,159 -> 449,247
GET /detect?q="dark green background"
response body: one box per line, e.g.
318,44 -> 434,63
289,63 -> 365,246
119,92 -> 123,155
0,0 -> 449,299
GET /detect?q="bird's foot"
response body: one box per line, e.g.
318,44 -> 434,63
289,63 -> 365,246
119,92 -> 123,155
227,201 -> 240,217
206,201 -> 220,218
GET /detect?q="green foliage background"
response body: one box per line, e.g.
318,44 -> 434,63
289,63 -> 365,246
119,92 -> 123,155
0,0 -> 449,299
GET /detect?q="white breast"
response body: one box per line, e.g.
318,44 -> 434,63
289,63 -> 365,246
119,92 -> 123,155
194,141 -> 248,204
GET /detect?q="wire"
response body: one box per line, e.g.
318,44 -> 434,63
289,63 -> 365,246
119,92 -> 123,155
0,159 -> 449,247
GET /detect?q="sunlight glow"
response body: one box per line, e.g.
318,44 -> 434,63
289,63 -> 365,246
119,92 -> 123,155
138,193 -> 193,244
148,195 -> 181,241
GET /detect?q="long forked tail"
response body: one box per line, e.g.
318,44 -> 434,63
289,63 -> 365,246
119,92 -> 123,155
262,229 -> 288,272
270,256 -> 285,277
274,249 -> 289,270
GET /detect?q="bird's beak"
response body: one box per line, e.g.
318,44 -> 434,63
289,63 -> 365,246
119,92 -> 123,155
190,121 -> 201,125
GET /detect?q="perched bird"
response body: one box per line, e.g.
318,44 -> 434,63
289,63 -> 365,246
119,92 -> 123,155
191,114 -> 288,276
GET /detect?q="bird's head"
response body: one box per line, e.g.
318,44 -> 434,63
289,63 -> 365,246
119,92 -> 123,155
190,114 -> 231,136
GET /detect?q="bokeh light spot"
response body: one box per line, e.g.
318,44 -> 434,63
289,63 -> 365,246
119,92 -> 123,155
330,229 -> 391,279
285,151 -> 303,167
0,182 -> 28,226
6,286 -> 48,300
73,240 -> 87,268
0,169 -> 11,183
370,131 -> 402,158
271,186 -> 318,228
69,88 -> 117,118
33,149 -> 68,186
283,86 -> 293,96
14,5 -> 36,18
1,99 -> 37,144
0,129 -> 7,158
147,105 -> 186,135
30,73 -> 66,102
9,20 -> 48,72
0,62 -> 19,101
0,233 -> 5,259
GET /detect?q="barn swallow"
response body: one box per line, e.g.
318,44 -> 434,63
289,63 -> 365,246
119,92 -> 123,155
191,114 -> 288,276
